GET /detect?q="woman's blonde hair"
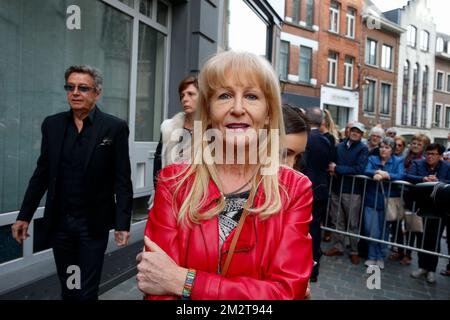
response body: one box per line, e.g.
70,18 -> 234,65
323,109 -> 339,145
167,51 -> 285,226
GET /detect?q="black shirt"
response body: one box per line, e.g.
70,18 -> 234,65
56,107 -> 96,217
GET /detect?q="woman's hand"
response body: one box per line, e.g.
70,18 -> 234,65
373,173 -> 383,181
136,236 -> 188,296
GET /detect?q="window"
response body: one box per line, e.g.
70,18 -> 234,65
306,0 -> 314,26
325,105 -> 349,129
346,8 -> 355,38
401,60 -> 409,125
436,71 -> 444,91
420,30 -> 429,51
381,45 -> 392,70
327,52 -> 338,86
447,74 -> 450,92
380,83 -> 391,115
279,41 -> 289,80
292,0 -> 301,24
447,41 -> 450,54
436,37 -> 444,52
407,25 -> 417,47
329,1 -> 340,33
412,63 -> 419,126
344,56 -> 354,89
366,39 -> 377,65
299,46 -> 312,82
0,1 -> 136,214
421,66 -> 428,128
446,107 -> 450,129
435,104 -> 442,127
364,79 -> 376,112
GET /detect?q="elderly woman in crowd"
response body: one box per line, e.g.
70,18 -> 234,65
366,127 -> 385,156
363,137 -> 404,270
136,51 -> 313,300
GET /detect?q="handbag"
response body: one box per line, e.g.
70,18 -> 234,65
404,211 -> 424,233
385,197 -> 405,222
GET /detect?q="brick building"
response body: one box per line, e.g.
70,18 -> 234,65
317,0 -> 363,130
279,0 -> 321,108
358,0 -> 405,129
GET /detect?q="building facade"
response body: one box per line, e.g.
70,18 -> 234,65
0,0 -> 283,294
317,0 -> 363,130
279,0 -> 321,108
384,0 -> 437,140
358,0 -> 404,129
432,32 -> 450,145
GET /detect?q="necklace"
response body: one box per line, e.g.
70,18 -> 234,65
222,170 -> 259,198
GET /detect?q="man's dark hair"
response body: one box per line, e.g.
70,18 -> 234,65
305,107 -> 324,127
64,65 -> 103,92
426,143 -> 445,155
282,104 -> 310,135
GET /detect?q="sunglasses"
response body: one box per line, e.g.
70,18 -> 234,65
64,84 -> 96,93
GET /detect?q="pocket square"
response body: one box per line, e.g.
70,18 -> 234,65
99,137 -> 113,146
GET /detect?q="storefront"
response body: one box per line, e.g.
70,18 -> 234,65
320,85 -> 359,130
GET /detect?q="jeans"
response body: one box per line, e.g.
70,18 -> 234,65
364,206 -> 389,260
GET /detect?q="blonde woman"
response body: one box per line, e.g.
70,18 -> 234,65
320,108 -> 339,147
136,51 -> 313,300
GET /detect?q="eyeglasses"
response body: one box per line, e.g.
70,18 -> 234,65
426,152 -> 440,156
64,84 -> 96,93
396,144 -> 404,147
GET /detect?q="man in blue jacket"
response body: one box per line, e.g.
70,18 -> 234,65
406,143 -> 450,284
325,122 -> 369,265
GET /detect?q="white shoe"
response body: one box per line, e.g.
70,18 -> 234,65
411,268 -> 427,279
426,272 -> 436,284
376,260 -> 385,270
364,259 -> 376,267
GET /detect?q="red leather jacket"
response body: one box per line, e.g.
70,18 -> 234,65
144,164 -> 313,300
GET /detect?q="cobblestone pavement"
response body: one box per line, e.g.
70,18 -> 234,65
100,243 -> 450,300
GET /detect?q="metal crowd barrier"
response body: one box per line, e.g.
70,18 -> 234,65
322,174 -> 449,259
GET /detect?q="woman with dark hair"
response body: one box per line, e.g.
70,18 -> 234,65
153,76 -> 199,187
281,104 -> 310,168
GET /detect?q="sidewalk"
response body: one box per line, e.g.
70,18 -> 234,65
100,244 -> 450,300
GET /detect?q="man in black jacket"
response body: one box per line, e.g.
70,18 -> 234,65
300,107 -> 334,282
11,65 -> 133,300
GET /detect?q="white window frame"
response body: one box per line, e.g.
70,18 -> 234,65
407,25 -> 417,47
436,37 -> 444,53
445,105 -> 450,129
329,2 -> 340,33
346,8 -> 355,39
279,40 -> 289,80
381,44 -> 393,70
365,38 -> 377,66
344,56 -> 353,89
327,52 -> 338,86
299,45 -> 312,83
434,103 -> 442,128
447,41 -> 450,54
380,82 -> 392,115
447,73 -> 450,92
420,30 -> 429,51
363,78 -> 377,113
436,71 -> 444,91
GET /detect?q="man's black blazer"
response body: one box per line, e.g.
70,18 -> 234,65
301,128 -> 333,203
17,106 -> 133,236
